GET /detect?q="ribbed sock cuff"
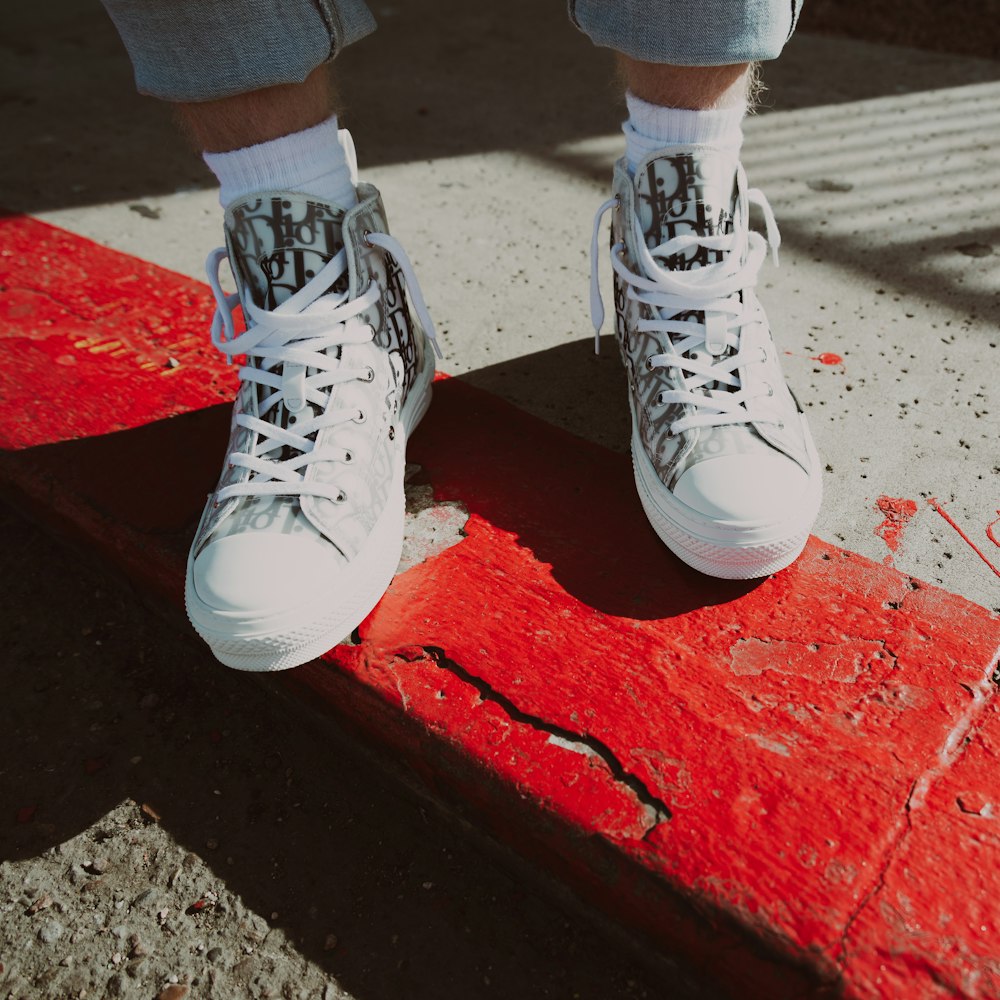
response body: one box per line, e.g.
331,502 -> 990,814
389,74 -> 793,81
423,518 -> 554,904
204,114 -> 358,209
623,92 -> 746,174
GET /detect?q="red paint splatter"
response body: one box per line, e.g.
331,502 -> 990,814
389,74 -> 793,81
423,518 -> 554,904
875,496 -> 918,558
987,512 -> 1000,550
927,498 -> 1000,579
784,351 -> 844,366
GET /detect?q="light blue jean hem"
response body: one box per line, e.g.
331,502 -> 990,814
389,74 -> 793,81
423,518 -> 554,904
101,0 -> 801,103
101,0 -> 376,102
569,0 -> 802,65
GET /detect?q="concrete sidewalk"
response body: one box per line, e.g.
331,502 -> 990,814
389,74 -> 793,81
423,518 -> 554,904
2,2 -> 999,997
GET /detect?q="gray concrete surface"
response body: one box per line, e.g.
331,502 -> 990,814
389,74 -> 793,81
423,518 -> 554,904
8,3 -> 997,608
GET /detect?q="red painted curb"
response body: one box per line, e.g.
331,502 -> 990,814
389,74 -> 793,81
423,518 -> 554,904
3,215 -> 999,999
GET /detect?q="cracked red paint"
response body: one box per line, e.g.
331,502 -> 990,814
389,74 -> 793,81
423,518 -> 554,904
3,214 -> 1000,1000
874,495 -> 918,563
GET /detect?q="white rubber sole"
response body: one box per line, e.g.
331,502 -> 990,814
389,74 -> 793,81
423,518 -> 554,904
185,350 -> 435,672
632,416 -> 823,580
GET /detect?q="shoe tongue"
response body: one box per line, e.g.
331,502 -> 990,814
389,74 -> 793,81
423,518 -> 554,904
634,147 -> 738,270
224,191 -> 348,309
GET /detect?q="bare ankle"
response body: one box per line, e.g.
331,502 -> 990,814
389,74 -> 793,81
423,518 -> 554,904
617,57 -> 754,110
174,65 -> 338,153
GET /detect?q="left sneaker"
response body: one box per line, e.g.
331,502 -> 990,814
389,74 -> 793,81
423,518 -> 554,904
185,166 -> 438,670
591,146 -> 822,579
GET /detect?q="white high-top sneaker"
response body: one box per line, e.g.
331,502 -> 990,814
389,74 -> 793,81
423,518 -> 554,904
186,163 -> 438,670
591,147 -> 821,579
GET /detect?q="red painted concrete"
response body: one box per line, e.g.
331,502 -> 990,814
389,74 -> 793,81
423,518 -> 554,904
3,215 -> 999,999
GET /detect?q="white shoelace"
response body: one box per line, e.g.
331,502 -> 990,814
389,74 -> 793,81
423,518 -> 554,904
206,233 -> 440,505
590,165 -> 782,436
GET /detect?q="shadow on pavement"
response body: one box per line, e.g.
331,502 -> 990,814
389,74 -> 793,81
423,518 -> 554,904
0,501 -> 707,1000
5,0 -> 1000,212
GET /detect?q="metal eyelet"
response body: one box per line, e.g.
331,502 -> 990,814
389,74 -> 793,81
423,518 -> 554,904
362,229 -> 375,249
614,194 -> 622,214
645,356 -> 655,372
388,425 -> 396,441
777,422 -> 785,430
766,383 -> 775,397
334,490 -> 347,504
353,409 -> 367,424
361,366 -> 375,383
288,415 -> 297,424
343,451 -> 353,464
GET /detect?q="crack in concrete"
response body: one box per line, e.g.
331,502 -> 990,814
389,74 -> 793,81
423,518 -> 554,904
420,645 -> 672,834
835,778 -> 915,971
834,662 -> 999,973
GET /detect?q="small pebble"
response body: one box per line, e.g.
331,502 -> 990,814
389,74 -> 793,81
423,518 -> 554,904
140,803 -> 161,823
88,857 -> 110,875
131,888 -> 156,908
38,919 -> 64,944
156,986 -> 188,1000
26,892 -> 53,915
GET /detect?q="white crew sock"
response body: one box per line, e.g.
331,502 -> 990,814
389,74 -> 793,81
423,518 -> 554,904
203,114 -> 358,209
623,92 -> 746,175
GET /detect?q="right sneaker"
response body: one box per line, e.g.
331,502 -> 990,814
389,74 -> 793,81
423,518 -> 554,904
591,146 -> 822,579
185,149 -> 438,671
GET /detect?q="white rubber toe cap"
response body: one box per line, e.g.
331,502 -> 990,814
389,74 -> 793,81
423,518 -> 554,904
192,532 -> 342,615
674,452 -> 810,523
